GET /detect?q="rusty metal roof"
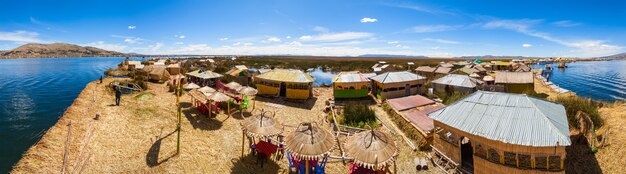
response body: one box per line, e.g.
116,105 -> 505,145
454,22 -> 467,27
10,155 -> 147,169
386,95 -> 435,111
428,91 -> 571,147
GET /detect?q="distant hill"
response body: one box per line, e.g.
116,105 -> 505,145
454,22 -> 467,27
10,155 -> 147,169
358,54 -> 428,58
602,52 -> 626,59
0,43 -> 127,58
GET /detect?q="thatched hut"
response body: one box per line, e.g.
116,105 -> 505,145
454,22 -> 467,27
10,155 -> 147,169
369,71 -> 426,100
431,74 -> 483,94
186,70 -> 223,87
331,71 -> 373,99
415,66 -> 437,80
254,69 -> 315,100
428,91 -> 570,173
495,71 -> 534,94
166,64 -> 181,75
225,65 -> 252,85
143,65 -> 170,82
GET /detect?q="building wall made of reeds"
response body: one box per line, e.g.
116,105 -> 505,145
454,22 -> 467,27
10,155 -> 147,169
373,80 -> 425,100
433,121 -> 567,173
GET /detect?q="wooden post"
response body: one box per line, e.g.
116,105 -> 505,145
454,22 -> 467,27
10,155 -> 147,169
546,156 -> 550,170
252,97 -> 256,110
305,160 -> 309,174
531,154 -> 535,169
394,160 -> 397,174
560,155 -> 564,169
499,151 -> 504,164
241,131 -> 245,159
208,100 -> 212,118
228,100 -> 231,116
516,153 -> 519,167
176,79 -> 182,154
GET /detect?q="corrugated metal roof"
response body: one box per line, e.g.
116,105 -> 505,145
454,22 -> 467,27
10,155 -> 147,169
495,71 -> 533,84
431,74 -> 482,88
235,65 -> 248,70
428,91 -> 571,147
387,95 -> 435,111
186,70 -> 223,79
369,71 -> 425,84
332,71 -> 369,83
255,69 -> 315,83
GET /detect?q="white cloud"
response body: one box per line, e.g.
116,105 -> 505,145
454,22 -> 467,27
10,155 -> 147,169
389,3 -> 455,15
0,30 -> 42,43
289,41 -> 302,46
111,35 -> 143,44
360,17 -> 378,23
431,46 -> 441,50
552,20 -> 581,27
299,35 -> 312,40
286,36 -> 292,39
522,43 -> 532,48
233,42 -> 241,46
175,42 -> 184,45
411,24 -> 463,33
219,37 -> 229,41
243,42 -> 254,46
178,35 -> 185,39
84,41 -> 127,52
299,32 -> 373,42
313,26 -> 329,33
422,38 -> 459,44
149,43 -> 163,52
128,26 -> 136,30
483,19 -> 623,57
265,37 -> 281,42
387,41 -> 399,44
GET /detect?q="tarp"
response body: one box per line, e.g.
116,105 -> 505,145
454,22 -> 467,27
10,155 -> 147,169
387,95 -> 435,111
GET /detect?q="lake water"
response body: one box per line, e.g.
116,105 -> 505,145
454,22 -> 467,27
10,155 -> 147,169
0,57 -> 124,173
308,68 -> 336,86
533,60 -> 626,102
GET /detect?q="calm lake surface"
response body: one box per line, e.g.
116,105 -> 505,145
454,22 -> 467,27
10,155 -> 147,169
0,58 -> 624,172
0,57 -> 124,172
533,60 -> 626,102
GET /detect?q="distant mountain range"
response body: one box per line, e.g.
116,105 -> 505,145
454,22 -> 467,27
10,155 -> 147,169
0,43 -> 127,58
602,52 -> 626,59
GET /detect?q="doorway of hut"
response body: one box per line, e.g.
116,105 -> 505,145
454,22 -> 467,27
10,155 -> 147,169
279,82 -> 287,97
405,84 -> 411,96
460,136 -> 474,173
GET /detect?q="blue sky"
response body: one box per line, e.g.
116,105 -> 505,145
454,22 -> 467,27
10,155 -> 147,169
1,0 -> 625,57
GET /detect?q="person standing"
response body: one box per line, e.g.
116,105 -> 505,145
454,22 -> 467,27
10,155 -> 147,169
99,76 -> 103,83
115,86 -> 122,106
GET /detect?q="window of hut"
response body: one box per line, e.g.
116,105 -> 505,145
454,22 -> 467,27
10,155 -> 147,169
411,84 -> 419,88
383,89 -> 388,92
474,144 -> 486,158
518,154 -> 531,169
349,86 -> 355,90
548,156 -> 562,170
337,86 -> 343,89
389,87 -> 398,91
361,85 -> 367,90
504,152 -> 517,166
398,86 -> 405,90
535,156 -> 548,169
487,148 -> 500,163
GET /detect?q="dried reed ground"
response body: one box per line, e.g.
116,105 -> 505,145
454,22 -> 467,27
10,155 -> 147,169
12,78 -> 432,173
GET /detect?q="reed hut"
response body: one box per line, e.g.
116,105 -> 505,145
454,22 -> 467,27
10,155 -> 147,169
369,71 -> 426,100
254,69 -> 315,100
225,65 -> 252,85
166,64 -> 181,75
428,91 -> 570,173
143,65 -> 170,82
495,71 -> 534,94
186,70 -> 223,87
431,74 -> 483,94
415,66 -> 437,80
331,71 -> 371,99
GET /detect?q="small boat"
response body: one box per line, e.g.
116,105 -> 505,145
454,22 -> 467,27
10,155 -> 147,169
557,62 -> 567,68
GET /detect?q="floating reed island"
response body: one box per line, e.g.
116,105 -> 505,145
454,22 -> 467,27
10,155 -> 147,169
11,56 -> 625,173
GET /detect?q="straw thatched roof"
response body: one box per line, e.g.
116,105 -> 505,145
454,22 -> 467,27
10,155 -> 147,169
238,86 -> 258,96
188,89 -> 208,103
284,122 -> 335,160
206,92 -> 231,102
345,130 -> 398,170
183,82 -> 200,90
240,111 -> 284,138
255,69 -> 315,83
225,81 -> 242,90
